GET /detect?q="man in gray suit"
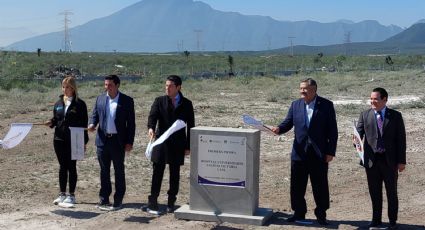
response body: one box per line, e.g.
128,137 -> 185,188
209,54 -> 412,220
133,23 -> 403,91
355,87 -> 406,229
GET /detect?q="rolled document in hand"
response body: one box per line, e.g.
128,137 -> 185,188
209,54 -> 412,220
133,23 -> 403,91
353,120 -> 365,165
1,123 -> 33,149
242,114 -> 275,134
145,119 -> 186,160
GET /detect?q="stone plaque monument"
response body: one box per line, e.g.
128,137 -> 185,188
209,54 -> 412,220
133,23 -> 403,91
174,127 -> 273,225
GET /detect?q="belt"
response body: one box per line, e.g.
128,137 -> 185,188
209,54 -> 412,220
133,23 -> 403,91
106,133 -> 117,138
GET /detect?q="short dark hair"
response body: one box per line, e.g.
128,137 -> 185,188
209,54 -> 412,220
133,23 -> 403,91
372,87 -> 388,100
167,75 -> 182,86
301,78 -> 317,89
105,74 -> 120,85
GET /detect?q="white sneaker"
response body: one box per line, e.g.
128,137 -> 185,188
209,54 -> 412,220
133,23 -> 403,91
53,194 -> 66,205
58,195 -> 76,208
62,195 -> 76,205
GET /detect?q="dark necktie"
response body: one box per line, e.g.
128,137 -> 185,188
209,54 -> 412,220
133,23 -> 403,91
171,97 -> 176,108
376,111 -> 383,135
376,111 -> 385,152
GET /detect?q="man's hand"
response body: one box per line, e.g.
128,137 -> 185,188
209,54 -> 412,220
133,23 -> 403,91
352,134 -> 358,147
271,126 -> 280,135
44,120 -> 52,127
325,155 -> 334,163
148,128 -> 155,140
398,164 -> 406,172
88,124 -> 96,132
125,144 -> 133,152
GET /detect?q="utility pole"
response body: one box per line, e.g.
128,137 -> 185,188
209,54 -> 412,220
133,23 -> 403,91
266,34 -> 271,50
344,31 -> 351,56
59,10 -> 73,53
288,36 -> 295,57
177,40 -> 184,52
193,29 -> 203,51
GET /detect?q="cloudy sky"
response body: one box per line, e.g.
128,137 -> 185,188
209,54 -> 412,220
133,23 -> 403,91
1,0 -> 424,47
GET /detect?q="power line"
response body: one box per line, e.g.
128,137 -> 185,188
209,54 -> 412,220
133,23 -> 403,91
288,36 -> 295,56
59,10 -> 73,52
193,29 -> 203,51
344,31 -> 351,55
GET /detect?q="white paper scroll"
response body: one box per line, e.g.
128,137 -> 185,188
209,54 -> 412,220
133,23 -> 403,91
353,120 -> 365,165
242,114 -> 275,135
145,119 -> 186,160
0,123 -> 33,149
69,127 -> 85,160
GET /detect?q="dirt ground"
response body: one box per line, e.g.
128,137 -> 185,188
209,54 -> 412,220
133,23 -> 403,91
0,76 -> 424,230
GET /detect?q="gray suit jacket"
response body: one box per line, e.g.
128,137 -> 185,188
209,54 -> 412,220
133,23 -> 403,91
356,107 -> 406,168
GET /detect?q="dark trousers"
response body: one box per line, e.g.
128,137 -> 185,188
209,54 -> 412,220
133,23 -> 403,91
54,140 -> 77,194
97,136 -> 126,204
149,162 -> 181,206
290,152 -> 329,219
366,154 -> 398,223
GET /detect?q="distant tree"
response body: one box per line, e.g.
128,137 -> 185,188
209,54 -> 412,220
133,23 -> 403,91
228,55 -> 234,76
336,55 -> 346,70
385,55 -> 393,65
37,48 -> 41,57
183,50 -> 190,60
313,52 -> 323,65
385,55 -> 394,70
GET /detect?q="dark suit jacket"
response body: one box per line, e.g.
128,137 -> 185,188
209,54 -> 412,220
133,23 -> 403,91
50,95 -> 89,144
90,92 -> 135,149
278,96 -> 338,161
356,107 -> 406,168
148,92 -> 195,165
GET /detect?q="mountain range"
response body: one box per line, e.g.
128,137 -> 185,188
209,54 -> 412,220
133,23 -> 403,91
276,23 -> 425,55
6,0 -> 414,52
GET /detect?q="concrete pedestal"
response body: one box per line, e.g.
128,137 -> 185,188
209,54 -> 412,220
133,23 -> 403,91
175,127 -> 273,225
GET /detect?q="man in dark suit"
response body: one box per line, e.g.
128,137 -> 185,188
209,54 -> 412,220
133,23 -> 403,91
144,75 -> 195,214
88,75 -> 135,211
272,78 -> 338,225
355,87 -> 406,229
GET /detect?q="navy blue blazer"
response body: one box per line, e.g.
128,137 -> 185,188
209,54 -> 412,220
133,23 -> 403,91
278,96 -> 338,161
90,92 -> 135,149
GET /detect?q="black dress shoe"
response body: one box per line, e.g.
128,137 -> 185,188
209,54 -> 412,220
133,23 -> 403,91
111,202 -> 122,211
388,221 -> 398,229
286,215 -> 305,222
368,220 -> 383,228
166,205 -> 175,213
317,218 -> 329,225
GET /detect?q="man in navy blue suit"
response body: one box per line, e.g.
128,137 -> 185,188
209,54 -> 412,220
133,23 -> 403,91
88,75 -> 135,211
272,78 -> 338,225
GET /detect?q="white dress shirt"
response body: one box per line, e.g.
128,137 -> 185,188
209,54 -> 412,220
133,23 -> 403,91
106,93 -> 119,134
64,96 -> 73,114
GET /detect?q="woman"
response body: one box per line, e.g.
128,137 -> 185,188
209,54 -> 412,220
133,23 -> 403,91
46,76 -> 88,206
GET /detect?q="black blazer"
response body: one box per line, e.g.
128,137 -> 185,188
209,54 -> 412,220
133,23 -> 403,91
148,92 -> 195,165
50,95 -> 89,144
356,107 -> 406,168
90,92 -> 135,149
278,96 -> 338,161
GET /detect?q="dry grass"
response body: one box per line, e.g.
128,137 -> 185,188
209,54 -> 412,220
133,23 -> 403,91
0,70 -> 424,229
